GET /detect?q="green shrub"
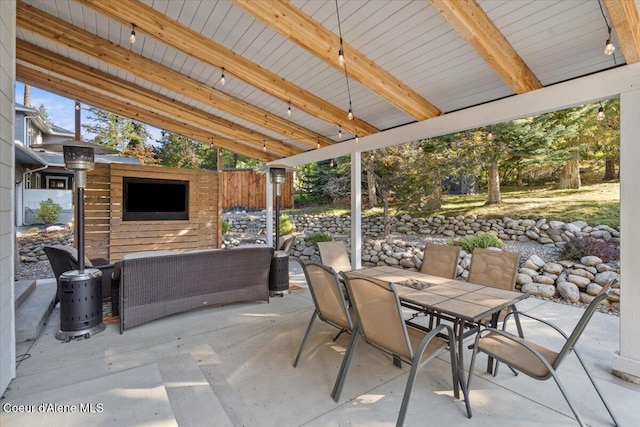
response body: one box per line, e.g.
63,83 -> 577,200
36,198 -> 62,224
221,219 -> 230,235
305,232 -> 333,247
558,236 -> 619,263
279,214 -> 296,235
449,232 -> 504,253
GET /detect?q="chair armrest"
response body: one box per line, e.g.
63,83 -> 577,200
502,310 -> 569,340
90,257 -> 110,266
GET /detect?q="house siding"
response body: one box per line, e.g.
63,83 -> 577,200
0,0 -> 16,395
14,110 -> 25,144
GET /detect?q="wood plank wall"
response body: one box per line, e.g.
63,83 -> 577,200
221,169 -> 293,210
85,163 -> 220,262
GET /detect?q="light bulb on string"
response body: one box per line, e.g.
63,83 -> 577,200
604,38 -> 615,55
338,126 -> 342,139
338,45 -> 345,67
355,134 -> 359,143
263,140 -> 266,152
317,137 -> 320,149
129,24 -> 136,44
220,68 -> 226,85
597,105 -> 606,121
287,101 -> 291,117
347,106 -> 353,121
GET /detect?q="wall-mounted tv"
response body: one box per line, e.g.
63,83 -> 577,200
122,177 -> 189,221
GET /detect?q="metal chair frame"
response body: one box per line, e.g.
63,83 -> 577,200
293,262 -> 355,368
468,283 -> 619,426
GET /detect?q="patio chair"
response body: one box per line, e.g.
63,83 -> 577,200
333,274 -> 471,425
420,243 -> 461,279
43,245 -> 114,304
317,241 -> 351,273
468,248 -> 523,330
277,234 -> 296,254
293,262 -> 355,368
467,282 -> 619,427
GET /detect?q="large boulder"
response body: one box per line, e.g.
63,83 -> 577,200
521,282 -> 556,298
557,281 -> 580,303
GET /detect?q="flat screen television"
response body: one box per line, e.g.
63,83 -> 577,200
122,177 -> 189,221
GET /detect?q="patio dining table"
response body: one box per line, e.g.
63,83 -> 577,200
345,265 -> 528,411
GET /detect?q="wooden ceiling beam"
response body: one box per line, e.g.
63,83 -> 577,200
430,0 -> 542,94
17,40 -> 301,158
16,1 -> 334,148
232,0 -> 441,121
16,65 -> 278,162
78,0 -> 378,137
605,0 -> 640,64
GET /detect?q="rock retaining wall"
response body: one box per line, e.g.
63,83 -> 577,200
224,212 -> 621,308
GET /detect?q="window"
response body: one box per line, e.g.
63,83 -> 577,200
45,176 -> 69,190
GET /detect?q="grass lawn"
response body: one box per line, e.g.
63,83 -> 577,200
435,182 -> 620,227
289,182 -> 620,228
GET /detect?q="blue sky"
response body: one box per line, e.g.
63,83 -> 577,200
15,82 -> 162,144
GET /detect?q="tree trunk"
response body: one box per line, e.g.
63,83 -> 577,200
558,159 -> 581,189
23,84 -> 31,107
366,157 -> 377,208
516,165 -> 524,187
486,161 -> 502,204
603,158 -> 616,181
383,196 -> 391,238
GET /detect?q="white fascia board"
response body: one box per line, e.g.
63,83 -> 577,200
274,62 -> 640,167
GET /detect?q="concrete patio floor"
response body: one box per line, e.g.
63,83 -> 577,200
2,261 -> 638,427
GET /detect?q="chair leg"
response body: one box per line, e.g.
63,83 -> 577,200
293,310 -> 318,368
573,349 -> 620,426
548,368 -> 588,426
331,326 -> 360,402
332,329 -> 346,341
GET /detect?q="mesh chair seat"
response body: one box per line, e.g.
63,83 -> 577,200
406,326 -> 448,364
476,332 -> 559,379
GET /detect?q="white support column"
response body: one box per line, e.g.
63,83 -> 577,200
613,89 -> 640,382
350,151 -> 362,269
266,177 -> 274,247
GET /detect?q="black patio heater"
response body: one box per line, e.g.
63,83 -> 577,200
266,165 -> 292,297
55,143 -> 106,341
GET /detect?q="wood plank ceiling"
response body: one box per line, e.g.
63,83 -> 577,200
14,0 -> 640,162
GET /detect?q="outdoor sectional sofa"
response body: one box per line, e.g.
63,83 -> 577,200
112,246 -> 274,332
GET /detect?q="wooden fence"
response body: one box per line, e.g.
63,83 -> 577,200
84,163 -> 220,262
221,169 -> 293,210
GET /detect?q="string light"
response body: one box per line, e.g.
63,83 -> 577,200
355,134 -> 359,143
597,104 -> 606,121
597,0 -> 615,56
338,126 -> 342,139
336,0 -> 355,128
317,137 -> 320,149
287,101 -> 291,117
263,140 -> 266,152
220,67 -> 226,85
604,36 -> 615,55
129,24 -> 136,44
